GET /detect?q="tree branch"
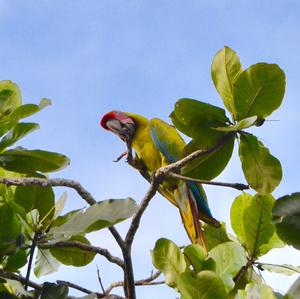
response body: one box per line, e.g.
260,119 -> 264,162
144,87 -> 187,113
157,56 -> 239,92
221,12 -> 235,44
0,132 -> 238,299
160,132 -> 235,173
0,177 -> 97,205
167,172 -> 249,191
0,268 -> 42,291
40,240 -> 124,269
105,270 -> 163,294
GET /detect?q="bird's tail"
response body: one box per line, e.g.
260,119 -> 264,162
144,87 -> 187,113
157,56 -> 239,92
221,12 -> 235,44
174,182 -> 207,250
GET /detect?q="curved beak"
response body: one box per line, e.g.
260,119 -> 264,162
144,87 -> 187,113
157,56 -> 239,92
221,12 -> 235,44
106,119 -> 136,162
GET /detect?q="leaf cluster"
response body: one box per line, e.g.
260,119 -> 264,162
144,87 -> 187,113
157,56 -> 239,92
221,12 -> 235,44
151,47 -> 300,298
0,81 -> 138,298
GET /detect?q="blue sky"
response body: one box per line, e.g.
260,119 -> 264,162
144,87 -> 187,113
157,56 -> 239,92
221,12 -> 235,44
1,0 -> 300,297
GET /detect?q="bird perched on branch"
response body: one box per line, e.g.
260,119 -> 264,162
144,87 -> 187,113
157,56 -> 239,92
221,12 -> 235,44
100,111 -> 220,249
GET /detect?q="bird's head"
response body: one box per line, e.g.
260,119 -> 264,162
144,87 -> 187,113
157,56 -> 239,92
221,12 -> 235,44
100,111 -> 136,161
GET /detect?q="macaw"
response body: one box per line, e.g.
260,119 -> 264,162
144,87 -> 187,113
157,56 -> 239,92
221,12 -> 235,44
100,111 -> 220,248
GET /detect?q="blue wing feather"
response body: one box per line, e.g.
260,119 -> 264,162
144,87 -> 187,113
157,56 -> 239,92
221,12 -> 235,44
149,119 -> 213,219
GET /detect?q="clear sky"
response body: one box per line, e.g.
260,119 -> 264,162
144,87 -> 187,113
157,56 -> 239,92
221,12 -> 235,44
1,0 -> 300,298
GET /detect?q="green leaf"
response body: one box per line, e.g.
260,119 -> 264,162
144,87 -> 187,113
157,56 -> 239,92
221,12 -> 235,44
259,263 -> 300,276
34,248 -> 60,277
170,98 -> 230,139
40,282 -> 68,299
259,231 -> 285,255
0,81 -> 22,118
53,192 -> 68,220
243,194 -> 276,257
211,46 -> 242,115
183,244 -> 206,272
209,242 -> 247,292
0,202 -> 22,255
49,235 -> 95,267
0,98 -> 51,137
48,198 -> 138,236
272,193 -> 300,250
181,133 -> 235,180
212,116 -> 257,132
4,279 -> 33,297
15,184 -> 55,229
236,283 -> 277,299
231,193 -> 275,258
203,222 -> 230,251
4,249 -> 27,272
0,147 -> 70,173
239,133 -> 282,194
233,63 -> 285,121
0,123 -> 39,152
286,276 -> 300,299
230,193 -> 252,245
177,271 -> 227,299
152,238 -> 185,287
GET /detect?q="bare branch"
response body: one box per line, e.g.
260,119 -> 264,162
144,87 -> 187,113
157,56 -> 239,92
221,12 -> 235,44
0,268 -> 42,291
0,177 -> 97,205
105,270 -> 163,294
125,177 -> 161,245
40,240 -> 124,269
167,172 -> 249,191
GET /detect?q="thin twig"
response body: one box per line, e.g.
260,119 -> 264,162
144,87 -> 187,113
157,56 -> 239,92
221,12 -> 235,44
96,266 -> 106,295
167,172 -> 249,191
25,232 -> 39,290
105,270 -> 163,294
40,240 -> 124,269
0,177 -> 97,205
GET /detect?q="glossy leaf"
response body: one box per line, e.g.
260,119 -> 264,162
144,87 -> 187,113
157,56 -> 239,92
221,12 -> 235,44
211,46 -> 242,115
259,231 -> 285,255
0,202 -> 22,255
15,184 -> 55,229
0,147 -> 70,173
3,279 -> 33,297
183,244 -> 206,272
212,116 -> 257,132
40,282 -> 68,299
272,193 -> 300,250
177,271 -> 227,299
181,133 -> 235,180
0,123 -> 39,152
50,235 -> 95,267
239,133 -> 282,194
53,192 -> 68,220
0,98 -> 51,136
4,249 -> 27,272
34,248 -> 60,278
170,98 -> 230,140
49,198 -> 138,236
259,263 -> 300,276
203,222 -> 230,251
238,283 -> 277,299
0,81 -> 22,117
152,238 -> 185,287
209,242 -> 247,292
231,193 -> 275,257
233,63 -> 285,121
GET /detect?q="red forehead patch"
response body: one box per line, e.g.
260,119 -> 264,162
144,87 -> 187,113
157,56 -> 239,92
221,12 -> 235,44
100,111 -> 134,129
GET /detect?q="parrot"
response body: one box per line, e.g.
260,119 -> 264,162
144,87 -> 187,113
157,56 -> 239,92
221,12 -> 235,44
100,111 -> 220,249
